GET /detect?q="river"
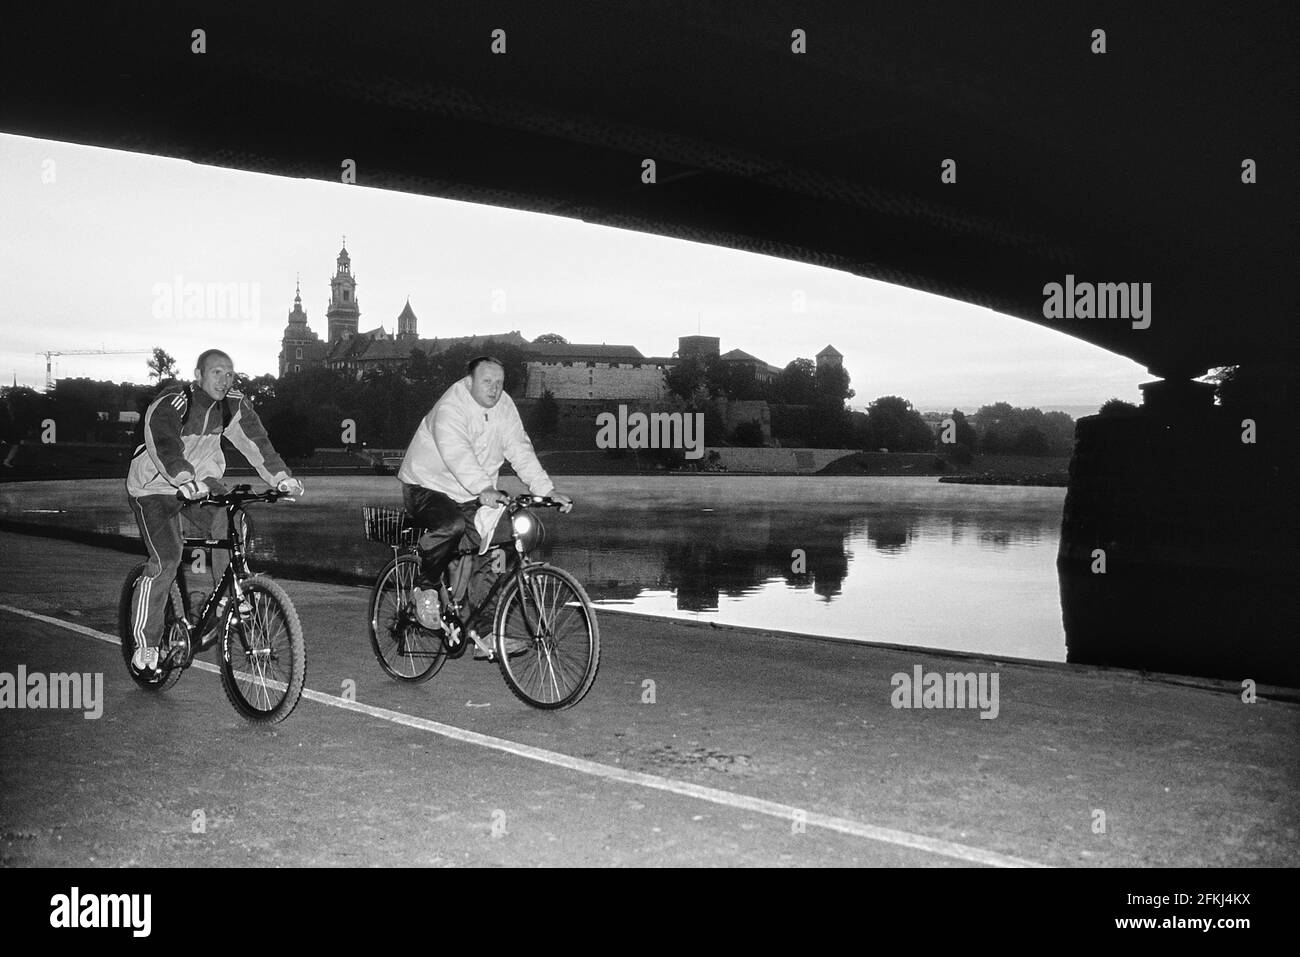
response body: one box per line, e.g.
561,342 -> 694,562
0,475 -> 1068,662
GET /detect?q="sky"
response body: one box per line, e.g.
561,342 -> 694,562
0,132 -> 1150,414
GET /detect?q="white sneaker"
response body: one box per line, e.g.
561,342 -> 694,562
131,643 -> 160,672
412,587 -> 444,631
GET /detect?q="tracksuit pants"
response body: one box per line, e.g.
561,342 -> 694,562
128,494 -> 227,647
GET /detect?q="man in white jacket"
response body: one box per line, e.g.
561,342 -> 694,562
397,355 -> 571,655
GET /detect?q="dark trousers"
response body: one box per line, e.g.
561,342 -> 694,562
128,494 -> 227,647
402,483 -> 513,630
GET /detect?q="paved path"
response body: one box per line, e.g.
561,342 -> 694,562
1,532 -> 1296,866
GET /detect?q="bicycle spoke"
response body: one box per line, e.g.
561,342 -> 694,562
369,555 -> 445,683
499,568 -> 598,708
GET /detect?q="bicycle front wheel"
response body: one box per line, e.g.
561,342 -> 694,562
368,553 -> 447,682
495,564 -> 600,710
219,575 -> 306,724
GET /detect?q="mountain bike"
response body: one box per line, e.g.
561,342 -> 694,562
118,485 -> 306,724
363,495 -> 600,710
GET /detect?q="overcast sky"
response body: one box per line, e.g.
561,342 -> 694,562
1,132 -> 1149,413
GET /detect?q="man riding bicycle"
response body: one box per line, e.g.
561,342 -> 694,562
126,349 -> 304,671
397,354 -> 571,658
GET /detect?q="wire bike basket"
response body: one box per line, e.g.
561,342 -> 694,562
362,506 -> 417,546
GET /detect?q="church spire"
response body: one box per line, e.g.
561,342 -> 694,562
327,239 -> 360,343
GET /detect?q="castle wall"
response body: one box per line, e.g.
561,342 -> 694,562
526,363 -> 668,400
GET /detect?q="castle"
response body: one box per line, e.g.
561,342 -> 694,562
278,242 -> 526,378
278,243 -> 843,405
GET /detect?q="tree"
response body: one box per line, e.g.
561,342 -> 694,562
731,420 -> 765,446
1041,411 -> 1076,454
1012,425 -> 1050,455
422,340 -> 531,400
147,347 -> 178,383
0,386 -> 52,443
533,333 -> 569,345
531,389 -> 559,436
936,408 -> 977,462
714,362 -> 765,400
772,358 -> 817,405
815,363 -> 855,404
1098,398 -> 1140,417
237,373 -> 277,406
973,403 -> 1072,455
664,354 -> 712,401
860,396 -> 933,452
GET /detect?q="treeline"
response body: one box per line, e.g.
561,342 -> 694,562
0,379 -> 153,445
664,353 -> 856,448
661,355 -> 1082,455
4,339 -> 1170,460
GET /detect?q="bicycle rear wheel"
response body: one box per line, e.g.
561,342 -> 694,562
495,564 -> 600,710
219,575 -> 306,724
368,553 -> 447,682
118,562 -> 185,692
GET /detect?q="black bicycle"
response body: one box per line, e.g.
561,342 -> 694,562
118,485 -> 306,724
363,495 -> 600,710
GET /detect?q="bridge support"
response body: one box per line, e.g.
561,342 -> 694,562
1058,364 -> 1299,687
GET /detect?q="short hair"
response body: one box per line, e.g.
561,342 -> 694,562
466,354 -> 505,377
195,349 -> 232,374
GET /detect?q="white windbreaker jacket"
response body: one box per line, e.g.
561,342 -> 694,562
397,376 -> 554,503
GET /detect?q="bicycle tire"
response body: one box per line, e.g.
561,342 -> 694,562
495,563 -> 600,710
368,554 -> 447,682
118,562 -> 185,692
218,575 -> 306,724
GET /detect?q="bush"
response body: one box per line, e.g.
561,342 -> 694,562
731,420 -> 765,447
944,442 -> 974,465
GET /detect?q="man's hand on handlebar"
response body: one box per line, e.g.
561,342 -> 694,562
549,490 -> 574,513
477,487 -> 511,508
277,476 -> 304,497
177,480 -> 208,501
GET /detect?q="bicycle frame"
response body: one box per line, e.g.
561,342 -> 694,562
171,498 -> 258,662
389,500 -> 549,648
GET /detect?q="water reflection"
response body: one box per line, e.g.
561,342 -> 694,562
1,476 -> 1069,662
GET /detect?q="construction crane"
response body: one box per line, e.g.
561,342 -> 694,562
37,348 -> 152,390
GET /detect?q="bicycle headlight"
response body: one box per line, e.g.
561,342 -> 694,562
511,511 -> 545,552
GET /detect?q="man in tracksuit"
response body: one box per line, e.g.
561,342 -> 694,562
397,355 -> 571,658
126,349 -> 303,671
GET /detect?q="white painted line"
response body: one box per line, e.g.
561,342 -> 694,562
0,602 -> 1047,868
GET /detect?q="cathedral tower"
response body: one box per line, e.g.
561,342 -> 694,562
326,239 -> 360,343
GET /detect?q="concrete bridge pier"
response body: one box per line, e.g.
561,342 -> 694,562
1057,364 -> 1299,687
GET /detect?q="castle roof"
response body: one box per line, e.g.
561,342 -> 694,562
525,342 -> 645,361
414,331 -> 530,355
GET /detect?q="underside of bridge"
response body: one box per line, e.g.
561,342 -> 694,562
3,1 -> 1297,375
4,2 -> 1297,682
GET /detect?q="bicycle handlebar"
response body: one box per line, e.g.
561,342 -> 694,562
509,494 -> 569,511
177,483 -> 294,506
